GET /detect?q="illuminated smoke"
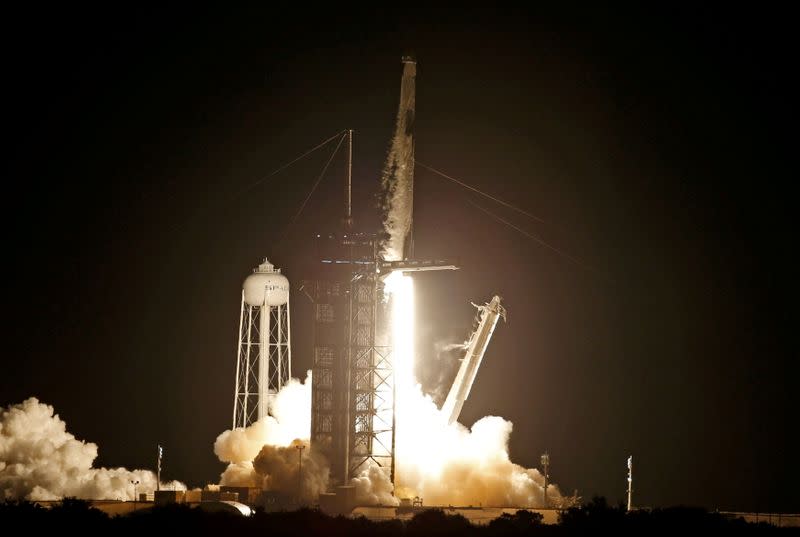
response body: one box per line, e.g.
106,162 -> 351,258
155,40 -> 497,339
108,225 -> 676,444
213,282 -> 559,508
253,440 -> 329,501
351,462 -> 396,505
0,397 -> 184,501
214,371 -> 313,464
215,371 -> 331,500
380,60 -> 416,262
387,273 -> 560,507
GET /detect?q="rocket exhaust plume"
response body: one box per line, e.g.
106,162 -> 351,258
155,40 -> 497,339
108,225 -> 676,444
375,58 -> 559,507
380,57 -> 416,262
212,300 -> 561,507
385,274 -> 561,507
0,398 -> 184,501
212,58 -> 562,508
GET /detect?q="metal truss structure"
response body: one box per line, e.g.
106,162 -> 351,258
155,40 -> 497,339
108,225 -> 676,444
233,293 -> 291,429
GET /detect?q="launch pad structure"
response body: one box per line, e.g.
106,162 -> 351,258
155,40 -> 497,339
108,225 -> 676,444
305,58 -> 460,491
305,231 -> 394,487
229,57 -> 503,501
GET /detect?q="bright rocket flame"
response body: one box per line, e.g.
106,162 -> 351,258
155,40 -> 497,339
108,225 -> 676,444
385,271 -> 415,395
214,272 -> 560,508
384,271 -> 561,507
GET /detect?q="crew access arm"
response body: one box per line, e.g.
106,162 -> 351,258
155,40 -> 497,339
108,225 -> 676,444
441,296 -> 506,425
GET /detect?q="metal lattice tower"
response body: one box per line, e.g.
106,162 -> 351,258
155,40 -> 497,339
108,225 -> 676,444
307,235 -> 395,487
348,261 -> 394,480
309,57 -> 424,491
233,259 -> 292,429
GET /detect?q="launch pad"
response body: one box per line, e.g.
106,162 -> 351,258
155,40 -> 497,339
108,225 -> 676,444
225,57 -> 511,510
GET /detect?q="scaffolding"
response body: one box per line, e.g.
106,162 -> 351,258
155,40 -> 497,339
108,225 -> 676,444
308,234 -> 395,487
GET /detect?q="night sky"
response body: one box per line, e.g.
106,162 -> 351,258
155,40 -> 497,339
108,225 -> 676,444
4,7 -> 797,512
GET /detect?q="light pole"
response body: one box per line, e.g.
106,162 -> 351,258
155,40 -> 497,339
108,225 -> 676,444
296,444 -> 305,504
130,480 -> 140,512
540,453 -> 550,507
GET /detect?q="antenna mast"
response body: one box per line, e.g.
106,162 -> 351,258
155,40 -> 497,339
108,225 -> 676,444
344,129 -> 353,229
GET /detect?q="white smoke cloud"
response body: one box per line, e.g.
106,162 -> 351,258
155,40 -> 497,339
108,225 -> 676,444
351,462 -> 397,505
214,371 -> 313,465
215,371 -> 331,500
253,440 -> 329,501
211,318 -> 558,509
386,274 -> 559,508
219,461 -> 260,488
0,397 -> 184,501
396,390 -> 559,506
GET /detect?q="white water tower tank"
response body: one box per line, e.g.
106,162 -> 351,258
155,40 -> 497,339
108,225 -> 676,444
243,259 -> 289,306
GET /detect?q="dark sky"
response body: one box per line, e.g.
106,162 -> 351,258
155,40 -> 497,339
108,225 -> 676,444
3,7 -> 797,512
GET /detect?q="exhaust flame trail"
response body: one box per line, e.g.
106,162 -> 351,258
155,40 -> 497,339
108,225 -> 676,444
385,271 -> 415,396
213,57 -> 563,508
214,274 -> 562,507
384,272 -> 561,507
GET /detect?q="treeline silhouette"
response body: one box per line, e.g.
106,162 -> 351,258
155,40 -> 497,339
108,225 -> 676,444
0,496 -> 794,536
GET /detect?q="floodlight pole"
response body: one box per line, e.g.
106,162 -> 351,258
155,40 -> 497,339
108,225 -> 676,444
131,480 -> 140,512
541,452 -> 550,507
296,444 -> 306,504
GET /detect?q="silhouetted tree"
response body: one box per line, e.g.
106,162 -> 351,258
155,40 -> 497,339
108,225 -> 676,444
407,509 -> 476,537
1,498 -> 794,535
486,509 -> 545,536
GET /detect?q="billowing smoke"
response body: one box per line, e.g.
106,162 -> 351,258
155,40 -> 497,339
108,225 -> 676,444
253,440 -> 329,501
386,273 -> 561,508
394,385 -> 560,507
0,397 -> 184,501
214,372 -> 313,465
380,59 -> 416,261
213,376 -> 392,505
212,286 -> 558,509
215,371 -> 330,500
351,461 -> 396,505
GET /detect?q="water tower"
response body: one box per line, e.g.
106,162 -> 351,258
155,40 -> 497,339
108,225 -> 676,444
232,258 -> 292,428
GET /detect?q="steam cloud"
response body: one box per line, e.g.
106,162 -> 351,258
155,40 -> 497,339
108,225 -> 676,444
217,70 -> 560,506
394,384 -> 560,507
1,397 -> 184,501
214,371 -> 331,501
214,372 -> 313,464
213,368 -> 560,507
373,55 -> 557,505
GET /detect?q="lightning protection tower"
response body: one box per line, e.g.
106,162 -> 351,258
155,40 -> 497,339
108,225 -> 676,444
232,258 -> 292,428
